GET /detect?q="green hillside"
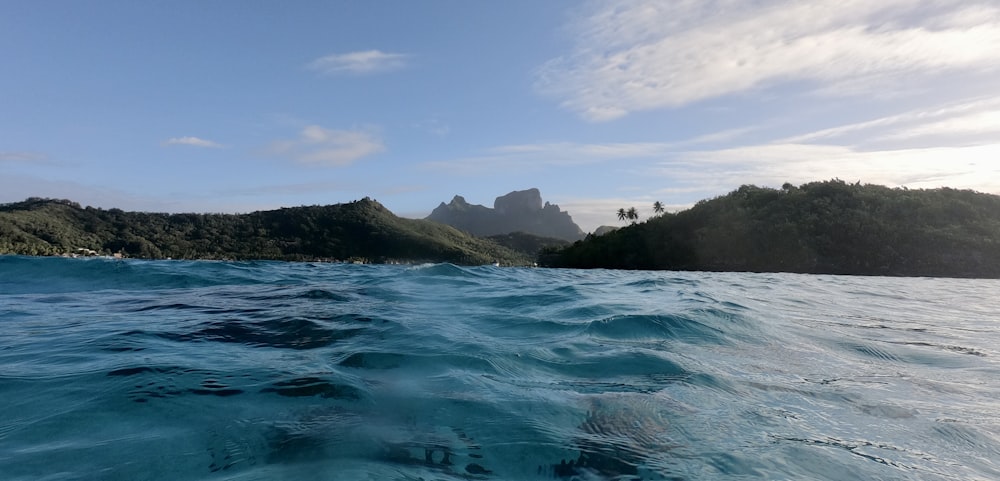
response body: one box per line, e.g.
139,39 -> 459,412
0,197 -> 531,265
485,231 -> 570,258
540,180 -> 1000,278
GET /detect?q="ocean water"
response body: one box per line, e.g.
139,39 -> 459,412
1,256 -> 998,481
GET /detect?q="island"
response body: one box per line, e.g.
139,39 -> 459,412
0,197 -> 541,265
540,180 -> 1000,278
3,180 -> 1000,278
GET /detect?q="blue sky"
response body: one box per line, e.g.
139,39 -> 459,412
3,1 -> 1000,232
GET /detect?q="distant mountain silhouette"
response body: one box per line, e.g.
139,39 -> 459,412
592,225 -> 619,236
426,188 -> 585,241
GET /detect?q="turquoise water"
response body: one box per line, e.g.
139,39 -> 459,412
1,255 -> 998,480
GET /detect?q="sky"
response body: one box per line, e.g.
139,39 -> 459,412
3,1 -> 1000,233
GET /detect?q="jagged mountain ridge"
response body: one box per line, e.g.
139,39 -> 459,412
425,188 -> 584,241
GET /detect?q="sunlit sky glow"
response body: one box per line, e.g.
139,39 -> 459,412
3,1 -> 1000,232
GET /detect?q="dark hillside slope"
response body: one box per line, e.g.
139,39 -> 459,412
0,198 -> 530,265
485,231 -> 570,259
541,181 -> 1000,278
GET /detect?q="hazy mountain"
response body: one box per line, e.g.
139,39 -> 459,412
426,188 -> 584,241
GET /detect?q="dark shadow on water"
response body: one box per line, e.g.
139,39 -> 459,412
339,351 -> 406,369
260,376 -> 365,400
106,365 -> 254,402
160,316 -> 367,350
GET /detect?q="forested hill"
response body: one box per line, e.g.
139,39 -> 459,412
0,197 -> 531,265
540,180 -> 1000,278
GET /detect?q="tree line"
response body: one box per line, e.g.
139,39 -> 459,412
617,201 -> 666,224
8,180 -> 1000,277
0,197 -> 536,265
541,180 -> 1000,278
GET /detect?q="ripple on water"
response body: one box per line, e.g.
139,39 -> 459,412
156,316 -> 371,350
2,258 -> 999,481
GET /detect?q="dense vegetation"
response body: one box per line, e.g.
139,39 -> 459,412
6,180 -> 1000,277
485,232 -> 570,258
0,197 -> 532,265
541,180 -> 1000,278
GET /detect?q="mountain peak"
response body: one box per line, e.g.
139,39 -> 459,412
426,188 -> 583,241
494,188 -> 543,214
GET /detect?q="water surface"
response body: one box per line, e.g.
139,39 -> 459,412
1,256 -> 998,480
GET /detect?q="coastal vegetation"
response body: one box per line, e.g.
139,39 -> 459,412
0,197 -> 533,265
616,207 -> 640,224
5,180 -> 1000,277
541,180 -> 1000,278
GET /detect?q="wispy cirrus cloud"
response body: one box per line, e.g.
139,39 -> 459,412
307,50 -> 409,75
651,142 -> 1000,196
222,181 -> 351,197
421,128 -> 753,175
422,142 -> 672,175
782,97 -> 1000,145
878,110 -> 1000,143
414,117 -> 451,137
162,136 -> 224,148
0,151 -> 50,164
268,125 -> 385,166
537,0 -> 1000,121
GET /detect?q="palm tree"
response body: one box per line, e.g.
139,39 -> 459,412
653,201 -> 665,216
626,207 -> 639,223
617,208 -> 627,222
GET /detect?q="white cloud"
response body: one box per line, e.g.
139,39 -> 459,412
493,142 -> 670,159
782,97 -> 1000,144
653,142 -> 1000,194
422,129 -> 750,175
879,110 -> 1000,142
268,125 -> 385,166
538,0 -> 1000,121
163,136 -> 224,148
684,127 -> 757,146
307,50 -> 409,75
422,142 -> 673,175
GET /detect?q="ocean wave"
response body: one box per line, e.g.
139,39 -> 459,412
2,256 -> 999,480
